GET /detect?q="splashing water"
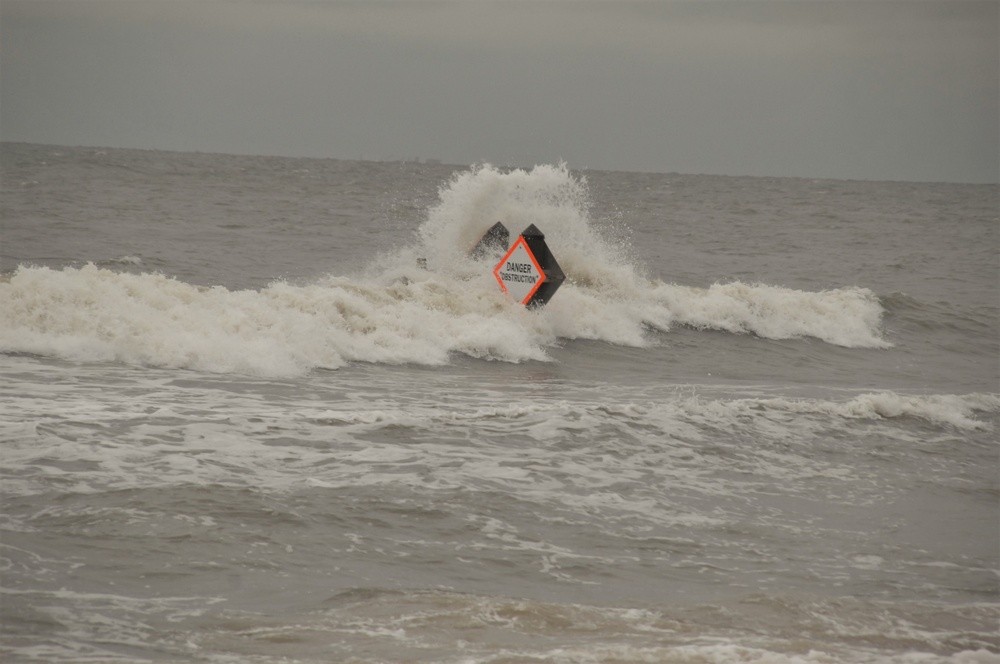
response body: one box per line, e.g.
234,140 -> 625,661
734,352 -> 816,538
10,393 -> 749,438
0,164 -> 888,376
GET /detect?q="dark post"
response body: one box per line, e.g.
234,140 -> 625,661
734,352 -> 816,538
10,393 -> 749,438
520,224 -> 565,308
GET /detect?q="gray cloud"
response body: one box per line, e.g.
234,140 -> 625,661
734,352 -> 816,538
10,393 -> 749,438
2,1 -> 996,182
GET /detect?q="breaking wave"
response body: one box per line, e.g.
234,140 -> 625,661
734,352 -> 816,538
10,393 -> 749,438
0,164 -> 890,376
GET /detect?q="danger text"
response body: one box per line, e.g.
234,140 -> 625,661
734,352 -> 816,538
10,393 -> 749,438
506,262 -> 534,274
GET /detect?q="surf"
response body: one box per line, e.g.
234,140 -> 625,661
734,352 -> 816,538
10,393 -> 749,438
0,163 -> 891,376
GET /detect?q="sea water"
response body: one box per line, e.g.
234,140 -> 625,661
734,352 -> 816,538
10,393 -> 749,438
1,143 -> 998,663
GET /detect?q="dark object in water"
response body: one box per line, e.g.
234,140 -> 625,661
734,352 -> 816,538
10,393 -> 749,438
490,223 -> 565,308
518,224 -> 564,308
471,221 -> 510,260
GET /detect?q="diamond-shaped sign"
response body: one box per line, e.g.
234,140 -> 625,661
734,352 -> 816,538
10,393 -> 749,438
493,237 -> 546,305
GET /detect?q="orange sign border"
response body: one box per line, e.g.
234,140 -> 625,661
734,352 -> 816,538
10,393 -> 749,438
493,236 -> 547,305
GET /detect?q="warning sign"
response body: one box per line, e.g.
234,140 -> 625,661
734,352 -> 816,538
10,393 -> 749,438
493,237 -> 546,305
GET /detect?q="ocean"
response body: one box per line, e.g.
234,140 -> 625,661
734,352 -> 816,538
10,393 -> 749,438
1,142 -> 997,663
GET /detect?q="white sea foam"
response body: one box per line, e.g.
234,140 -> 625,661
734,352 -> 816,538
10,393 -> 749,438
709,392 -> 1000,432
187,588 -> 1000,664
0,164 -> 890,376
3,348 -> 994,508
655,280 -> 890,348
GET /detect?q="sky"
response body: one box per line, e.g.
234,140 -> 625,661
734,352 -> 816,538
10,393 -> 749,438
1,1 -> 997,183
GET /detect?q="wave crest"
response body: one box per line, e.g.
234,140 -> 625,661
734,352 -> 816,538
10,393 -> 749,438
0,164 -> 890,375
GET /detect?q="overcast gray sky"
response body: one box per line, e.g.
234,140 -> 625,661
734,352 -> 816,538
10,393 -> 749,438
2,1 -> 996,182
